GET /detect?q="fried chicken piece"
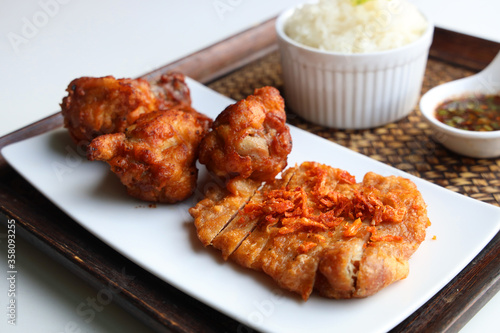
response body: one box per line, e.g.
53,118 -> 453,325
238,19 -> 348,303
87,108 -> 209,203
61,76 -> 157,145
61,73 -> 192,145
190,161 -> 430,300
152,72 -> 192,108
198,86 -> 292,193
172,104 -> 213,134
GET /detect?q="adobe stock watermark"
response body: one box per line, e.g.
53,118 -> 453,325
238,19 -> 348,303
475,72 -> 500,95
5,219 -> 17,326
6,0 -> 73,54
58,267 -> 135,333
51,140 -> 89,182
237,288 -> 285,333
213,0 -> 245,21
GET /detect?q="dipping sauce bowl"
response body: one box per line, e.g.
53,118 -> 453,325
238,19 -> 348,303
420,51 -> 500,158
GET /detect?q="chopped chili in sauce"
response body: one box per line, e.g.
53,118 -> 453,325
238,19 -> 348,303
435,93 -> 500,131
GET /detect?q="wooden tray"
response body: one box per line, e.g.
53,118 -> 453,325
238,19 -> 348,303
1,18 -> 499,333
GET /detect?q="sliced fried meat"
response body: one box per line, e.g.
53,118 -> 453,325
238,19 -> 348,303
190,161 -> 430,300
189,178 -> 261,246
211,167 -> 297,259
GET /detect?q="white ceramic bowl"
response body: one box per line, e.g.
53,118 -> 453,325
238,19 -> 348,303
276,4 -> 434,129
420,79 -> 500,159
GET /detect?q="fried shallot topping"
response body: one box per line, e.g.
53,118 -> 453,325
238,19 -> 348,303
241,166 -> 407,237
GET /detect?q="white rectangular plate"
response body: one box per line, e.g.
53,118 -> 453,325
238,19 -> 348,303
2,79 -> 500,333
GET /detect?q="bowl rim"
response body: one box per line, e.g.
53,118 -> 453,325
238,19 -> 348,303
420,88 -> 500,139
275,0 -> 435,58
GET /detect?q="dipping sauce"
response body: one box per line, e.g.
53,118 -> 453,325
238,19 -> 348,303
435,93 -> 500,131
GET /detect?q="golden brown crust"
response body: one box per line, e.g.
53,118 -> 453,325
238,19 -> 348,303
211,167 -> 297,259
152,72 -> 192,108
191,161 -> 430,300
198,86 -> 292,192
61,76 -> 159,144
87,109 -> 209,203
61,73 -> 193,145
188,178 -> 261,246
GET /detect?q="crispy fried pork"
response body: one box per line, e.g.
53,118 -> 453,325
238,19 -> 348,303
190,161 -> 430,300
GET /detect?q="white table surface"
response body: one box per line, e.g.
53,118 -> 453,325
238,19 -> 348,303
1,0 -> 499,332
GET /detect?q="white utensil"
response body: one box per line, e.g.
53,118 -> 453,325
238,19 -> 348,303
419,51 -> 500,158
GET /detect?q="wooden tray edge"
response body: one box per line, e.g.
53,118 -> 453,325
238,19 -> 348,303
0,18 -> 499,333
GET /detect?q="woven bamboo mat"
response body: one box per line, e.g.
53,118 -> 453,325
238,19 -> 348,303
208,52 -> 500,207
